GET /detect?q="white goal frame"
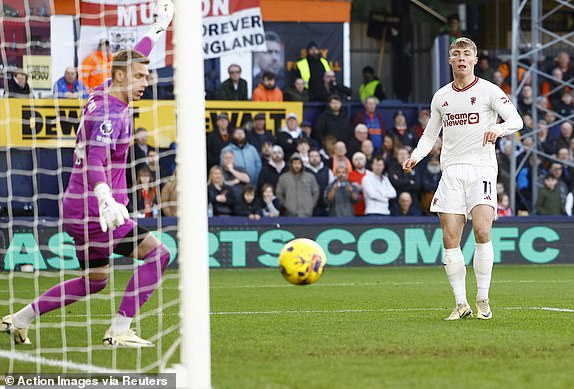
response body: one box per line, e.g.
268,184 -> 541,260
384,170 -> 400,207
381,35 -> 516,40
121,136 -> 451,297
174,1 -> 212,388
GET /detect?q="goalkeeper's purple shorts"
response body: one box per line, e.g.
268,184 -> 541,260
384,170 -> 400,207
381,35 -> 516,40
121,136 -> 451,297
63,219 -> 137,269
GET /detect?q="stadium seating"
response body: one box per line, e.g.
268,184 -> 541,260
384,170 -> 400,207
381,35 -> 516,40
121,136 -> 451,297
1,101 -> 426,217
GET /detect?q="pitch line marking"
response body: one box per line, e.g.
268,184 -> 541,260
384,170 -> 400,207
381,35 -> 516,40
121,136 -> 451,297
0,349 -> 123,374
1,307 -> 571,373
41,306 -> 573,318
210,306 -> 574,315
539,307 -> 574,313
208,279 -> 574,289
0,280 -> 572,294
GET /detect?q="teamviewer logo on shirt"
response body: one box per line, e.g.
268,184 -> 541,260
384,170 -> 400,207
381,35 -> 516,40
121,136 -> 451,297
442,112 -> 480,127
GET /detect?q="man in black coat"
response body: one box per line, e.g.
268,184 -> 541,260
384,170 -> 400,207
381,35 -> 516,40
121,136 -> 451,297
257,145 -> 288,194
207,113 -> 232,170
312,95 -> 351,144
310,70 -> 352,102
4,68 -> 33,98
306,148 -> 333,216
388,147 -> 422,206
126,127 -> 151,189
247,113 -> 275,152
215,64 -> 248,101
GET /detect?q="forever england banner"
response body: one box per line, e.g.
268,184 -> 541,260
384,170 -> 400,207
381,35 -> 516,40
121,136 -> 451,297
79,0 -> 174,69
202,0 -> 267,59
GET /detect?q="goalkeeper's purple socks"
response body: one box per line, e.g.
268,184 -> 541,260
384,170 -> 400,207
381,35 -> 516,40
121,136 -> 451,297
16,244 -> 168,329
118,245 -> 170,318
29,277 -> 108,317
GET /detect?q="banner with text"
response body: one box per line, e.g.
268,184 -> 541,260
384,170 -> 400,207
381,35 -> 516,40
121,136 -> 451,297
1,218 -> 571,271
204,101 -> 302,134
23,55 -> 52,90
0,1 -> 51,90
202,0 -> 266,59
79,0 -> 173,69
0,99 -> 176,148
0,99 -> 302,147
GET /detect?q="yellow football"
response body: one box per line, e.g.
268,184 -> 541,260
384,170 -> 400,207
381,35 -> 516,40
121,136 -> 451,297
278,238 -> 327,285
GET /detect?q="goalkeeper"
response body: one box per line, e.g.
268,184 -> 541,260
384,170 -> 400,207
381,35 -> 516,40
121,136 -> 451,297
1,1 -> 174,348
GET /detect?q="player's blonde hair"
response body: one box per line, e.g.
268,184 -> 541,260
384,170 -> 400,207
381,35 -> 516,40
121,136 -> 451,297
111,50 -> 150,81
449,37 -> 477,56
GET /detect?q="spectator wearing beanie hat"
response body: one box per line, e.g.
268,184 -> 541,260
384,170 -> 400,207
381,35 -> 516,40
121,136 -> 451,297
296,41 -> 331,96
247,113 -> 275,152
277,112 -> 304,160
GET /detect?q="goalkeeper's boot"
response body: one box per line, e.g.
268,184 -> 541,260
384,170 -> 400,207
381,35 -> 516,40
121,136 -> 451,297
0,315 -> 31,344
444,304 -> 473,321
102,329 -> 153,348
476,299 -> 493,320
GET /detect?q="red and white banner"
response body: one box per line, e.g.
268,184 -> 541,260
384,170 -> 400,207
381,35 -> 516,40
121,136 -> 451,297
202,0 -> 267,59
78,0 -> 266,67
79,0 -> 173,69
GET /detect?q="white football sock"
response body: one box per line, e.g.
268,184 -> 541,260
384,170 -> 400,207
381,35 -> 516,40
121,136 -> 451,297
109,314 -> 133,335
12,304 -> 36,328
474,241 -> 494,301
443,247 -> 468,306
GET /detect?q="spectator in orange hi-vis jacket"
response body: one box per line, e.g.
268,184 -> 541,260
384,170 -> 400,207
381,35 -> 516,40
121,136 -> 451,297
252,71 -> 283,102
80,38 -> 113,91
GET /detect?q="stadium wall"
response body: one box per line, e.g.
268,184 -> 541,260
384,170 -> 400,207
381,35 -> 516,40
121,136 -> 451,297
1,217 -> 571,271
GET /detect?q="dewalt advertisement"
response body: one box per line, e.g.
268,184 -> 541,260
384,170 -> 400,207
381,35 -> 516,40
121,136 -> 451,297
0,99 -> 302,148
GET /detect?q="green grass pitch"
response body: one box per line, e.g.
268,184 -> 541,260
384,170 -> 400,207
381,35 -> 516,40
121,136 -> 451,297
1,265 -> 573,388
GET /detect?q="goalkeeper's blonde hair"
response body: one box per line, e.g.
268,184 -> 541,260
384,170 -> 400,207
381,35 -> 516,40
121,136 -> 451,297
449,37 -> 477,56
111,50 -> 150,81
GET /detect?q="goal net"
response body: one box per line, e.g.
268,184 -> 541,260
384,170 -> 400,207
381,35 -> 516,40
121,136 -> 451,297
0,0 -> 209,384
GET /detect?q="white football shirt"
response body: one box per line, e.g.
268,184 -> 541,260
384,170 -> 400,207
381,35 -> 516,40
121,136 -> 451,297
411,77 -> 523,171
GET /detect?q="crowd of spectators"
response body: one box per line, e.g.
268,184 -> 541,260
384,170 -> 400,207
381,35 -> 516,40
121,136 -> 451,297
203,48 -> 574,219
3,37 -> 170,100
492,49 -> 574,216
203,91 -> 444,218
103,46 -> 574,220
121,127 -> 177,219
3,40 -> 574,219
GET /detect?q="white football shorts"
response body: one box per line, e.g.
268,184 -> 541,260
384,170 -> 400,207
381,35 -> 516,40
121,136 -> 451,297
430,164 -> 497,220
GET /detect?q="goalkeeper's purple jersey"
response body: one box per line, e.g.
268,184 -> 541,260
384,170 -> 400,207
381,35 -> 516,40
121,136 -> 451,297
62,90 -> 132,220
62,37 -> 152,221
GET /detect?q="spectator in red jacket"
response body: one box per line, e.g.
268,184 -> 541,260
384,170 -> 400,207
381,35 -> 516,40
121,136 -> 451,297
348,152 -> 368,216
411,109 -> 430,140
497,193 -> 512,217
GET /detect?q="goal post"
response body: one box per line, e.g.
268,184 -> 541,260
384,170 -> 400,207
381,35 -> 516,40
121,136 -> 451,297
173,1 -> 212,388
0,0 -> 211,382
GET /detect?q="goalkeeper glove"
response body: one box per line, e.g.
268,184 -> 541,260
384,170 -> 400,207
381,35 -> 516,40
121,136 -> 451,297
145,0 -> 175,43
94,183 -> 129,233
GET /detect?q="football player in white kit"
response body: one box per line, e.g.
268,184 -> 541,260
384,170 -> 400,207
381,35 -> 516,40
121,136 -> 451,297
402,37 -> 523,320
